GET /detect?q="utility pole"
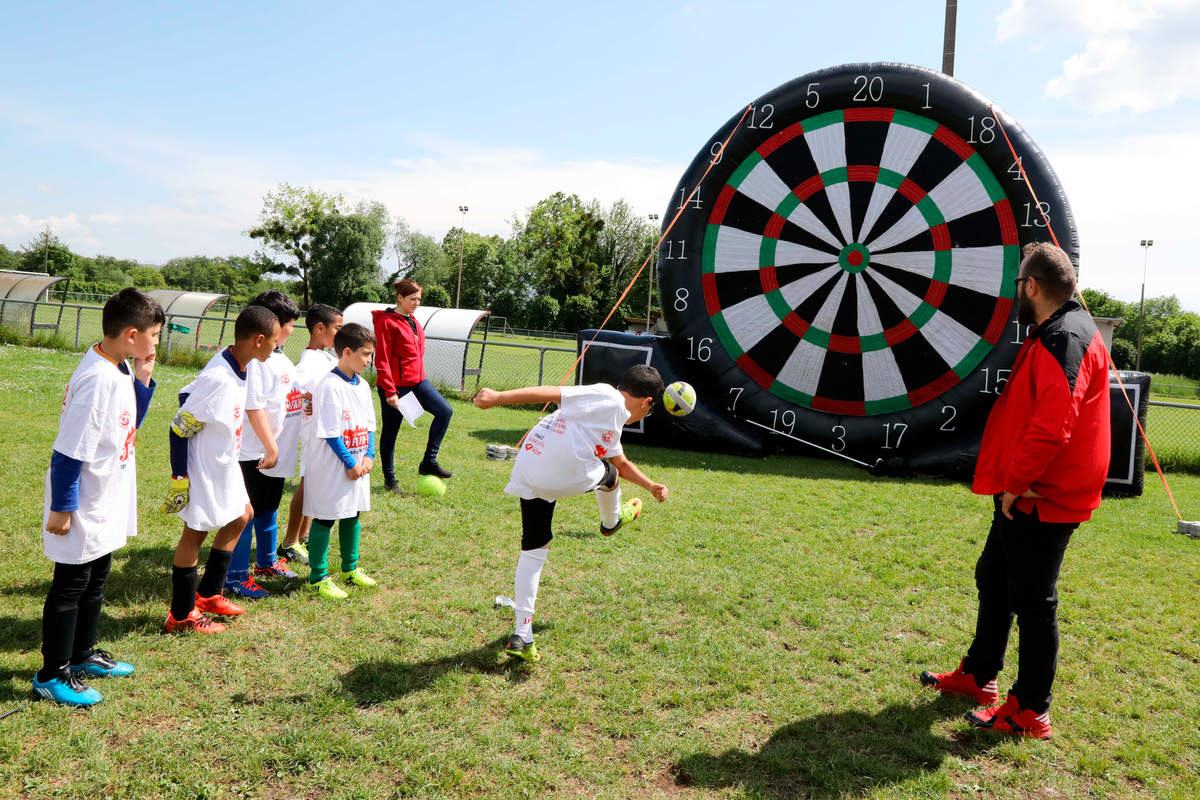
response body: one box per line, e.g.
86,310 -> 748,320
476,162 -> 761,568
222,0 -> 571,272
647,213 -> 659,332
1136,239 -> 1154,370
455,205 -> 469,308
942,0 -> 958,76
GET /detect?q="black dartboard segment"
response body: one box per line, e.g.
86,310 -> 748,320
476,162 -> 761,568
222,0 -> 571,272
660,63 -> 1077,468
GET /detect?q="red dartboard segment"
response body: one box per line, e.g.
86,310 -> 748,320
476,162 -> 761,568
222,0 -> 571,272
995,199 -> 1019,246
933,125 -> 975,161
843,107 -> 895,123
736,354 -> 775,390
711,185 -> 738,226
908,370 -> 961,407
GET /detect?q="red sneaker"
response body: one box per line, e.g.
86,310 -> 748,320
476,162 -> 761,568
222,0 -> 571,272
165,609 -> 226,634
194,592 -> 244,617
919,659 -> 999,705
967,693 -> 1052,738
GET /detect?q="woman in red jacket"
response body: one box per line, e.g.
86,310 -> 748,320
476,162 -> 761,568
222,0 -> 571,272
371,279 -> 453,489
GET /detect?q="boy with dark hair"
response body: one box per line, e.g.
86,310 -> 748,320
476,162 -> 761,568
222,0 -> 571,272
472,364 -> 669,662
302,323 -> 378,600
278,303 -> 343,564
162,305 -> 279,633
34,288 -> 163,706
225,291 -> 304,598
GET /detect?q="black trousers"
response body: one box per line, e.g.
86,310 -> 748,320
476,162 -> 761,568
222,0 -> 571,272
962,498 -> 1077,713
378,381 -> 454,479
40,552 -> 112,680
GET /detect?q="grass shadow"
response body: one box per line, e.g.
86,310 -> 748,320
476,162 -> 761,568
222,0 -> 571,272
3,545 -> 181,604
339,634 -> 532,705
671,698 -> 1000,800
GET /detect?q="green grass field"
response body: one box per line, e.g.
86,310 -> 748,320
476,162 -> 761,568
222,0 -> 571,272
2,346 -> 1200,799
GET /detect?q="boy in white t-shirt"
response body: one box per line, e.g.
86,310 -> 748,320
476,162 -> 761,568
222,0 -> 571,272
225,291 -> 304,598
472,365 -> 669,663
277,303 -> 342,565
302,323 -> 378,600
161,306 -> 279,633
33,288 -> 163,707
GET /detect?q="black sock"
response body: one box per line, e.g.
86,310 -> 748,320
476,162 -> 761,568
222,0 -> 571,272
196,548 -> 233,598
171,565 -> 198,620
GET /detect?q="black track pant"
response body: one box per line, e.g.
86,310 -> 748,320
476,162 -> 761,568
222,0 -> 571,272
39,552 -> 112,681
962,498 -> 1077,713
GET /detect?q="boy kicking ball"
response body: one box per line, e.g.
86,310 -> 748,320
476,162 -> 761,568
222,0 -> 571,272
34,288 -> 163,706
473,365 -> 669,663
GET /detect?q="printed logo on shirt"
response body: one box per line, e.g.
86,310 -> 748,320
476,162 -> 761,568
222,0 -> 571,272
342,426 -> 369,450
235,423 -> 243,451
285,386 -> 304,415
602,431 -> 614,445
594,444 -> 607,458
342,409 -> 352,423
119,410 -> 132,429
233,405 -> 242,419
120,428 -> 136,464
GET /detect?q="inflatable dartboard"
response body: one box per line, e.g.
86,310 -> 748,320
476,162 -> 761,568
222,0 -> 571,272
659,62 -> 1077,472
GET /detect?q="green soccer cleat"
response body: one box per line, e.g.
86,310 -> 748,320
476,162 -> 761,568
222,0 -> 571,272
277,543 -> 308,565
600,497 -> 642,536
340,568 -> 377,588
306,576 -> 348,600
504,634 -> 540,663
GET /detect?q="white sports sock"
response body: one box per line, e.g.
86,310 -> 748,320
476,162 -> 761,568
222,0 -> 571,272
513,548 -> 548,643
596,485 -> 622,529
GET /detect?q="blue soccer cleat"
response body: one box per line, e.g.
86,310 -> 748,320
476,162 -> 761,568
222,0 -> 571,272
32,673 -> 103,707
223,576 -> 270,599
71,649 -> 135,678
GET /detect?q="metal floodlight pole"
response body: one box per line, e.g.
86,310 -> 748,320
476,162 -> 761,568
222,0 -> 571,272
455,205 -> 469,308
647,213 -> 660,332
1136,239 -> 1154,370
942,0 -> 958,76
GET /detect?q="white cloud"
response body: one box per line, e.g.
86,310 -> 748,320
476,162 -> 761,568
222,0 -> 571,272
1046,131 -> 1200,309
996,0 -> 1200,114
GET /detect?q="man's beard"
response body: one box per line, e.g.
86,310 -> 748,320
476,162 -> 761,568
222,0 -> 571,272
1017,292 -> 1037,326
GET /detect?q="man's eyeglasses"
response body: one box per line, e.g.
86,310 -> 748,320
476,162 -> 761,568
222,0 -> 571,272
1013,274 -> 1039,288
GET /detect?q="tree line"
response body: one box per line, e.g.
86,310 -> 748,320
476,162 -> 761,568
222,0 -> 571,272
8,186 -> 1195,375
2,183 -> 661,333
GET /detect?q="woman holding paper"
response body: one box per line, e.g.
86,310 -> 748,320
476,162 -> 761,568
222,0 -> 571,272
372,279 -> 454,491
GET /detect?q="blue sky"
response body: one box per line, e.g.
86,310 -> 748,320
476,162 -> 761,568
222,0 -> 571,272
2,1 -> 1197,309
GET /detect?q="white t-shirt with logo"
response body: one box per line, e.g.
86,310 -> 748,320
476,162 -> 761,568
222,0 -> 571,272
177,351 -> 250,531
303,370 -> 375,520
239,349 -> 304,478
42,348 -> 140,564
295,348 -> 337,478
505,384 -> 630,501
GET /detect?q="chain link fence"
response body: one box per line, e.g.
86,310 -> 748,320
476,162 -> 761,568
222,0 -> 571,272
0,294 -> 578,393
5,294 -> 1200,471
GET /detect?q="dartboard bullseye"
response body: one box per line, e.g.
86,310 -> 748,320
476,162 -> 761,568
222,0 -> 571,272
661,63 -> 1077,472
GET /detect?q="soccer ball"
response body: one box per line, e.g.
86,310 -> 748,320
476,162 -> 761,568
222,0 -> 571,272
662,381 -> 697,417
416,475 -> 446,497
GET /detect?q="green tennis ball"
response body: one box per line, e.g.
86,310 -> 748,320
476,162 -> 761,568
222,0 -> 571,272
662,381 -> 697,417
416,475 -> 446,497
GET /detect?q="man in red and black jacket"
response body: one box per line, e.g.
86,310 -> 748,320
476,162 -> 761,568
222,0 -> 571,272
920,242 -> 1110,739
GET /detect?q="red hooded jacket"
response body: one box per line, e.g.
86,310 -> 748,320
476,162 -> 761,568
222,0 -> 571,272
371,307 -> 425,396
972,300 -> 1111,523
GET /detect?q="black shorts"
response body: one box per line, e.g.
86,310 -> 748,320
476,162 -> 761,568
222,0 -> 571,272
519,461 -> 618,550
240,460 -> 285,517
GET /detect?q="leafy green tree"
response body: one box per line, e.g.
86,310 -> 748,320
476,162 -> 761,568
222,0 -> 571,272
422,283 -> 452,308
1109,338 -> 1136,371
559,294 -> 598,331
0,244 -> 20,271
516,192 -> 604,305
248,183 -> 341,307
127,265 -> 166,289
391,218 -> 449,290
309,202 -> 388,308
587,198 -> 657,319
526,295 -> 560,331
21,229 -> 75,276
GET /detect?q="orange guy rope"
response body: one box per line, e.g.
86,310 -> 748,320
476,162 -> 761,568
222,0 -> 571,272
509,102 -> 756,445
991,105 -> 1184,522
